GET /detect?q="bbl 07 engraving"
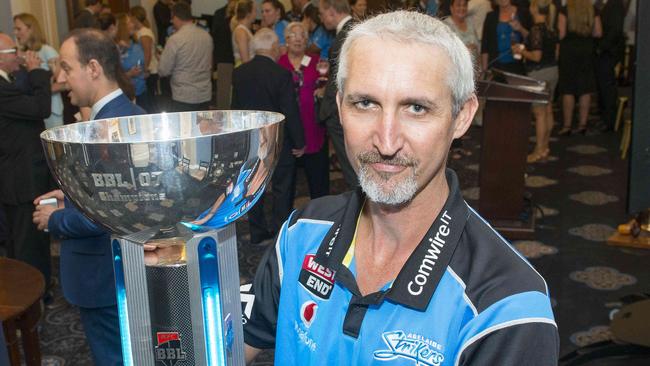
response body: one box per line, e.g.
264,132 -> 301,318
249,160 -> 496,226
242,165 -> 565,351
91,169 -> 166,202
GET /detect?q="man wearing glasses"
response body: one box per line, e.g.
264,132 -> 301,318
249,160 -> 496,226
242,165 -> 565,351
0,32 -> 53,289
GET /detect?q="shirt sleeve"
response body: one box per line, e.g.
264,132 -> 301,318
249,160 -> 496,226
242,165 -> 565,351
48,200 -> 107,239
242,219 -> 289,349
157,37 -> 176,77
276,21 -> 288,46
0,69 -> 51,120
458,322 -> 559,366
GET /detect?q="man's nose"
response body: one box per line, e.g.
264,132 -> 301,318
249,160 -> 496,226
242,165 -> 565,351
56,70 -> 66,84
372,111 -> 404,157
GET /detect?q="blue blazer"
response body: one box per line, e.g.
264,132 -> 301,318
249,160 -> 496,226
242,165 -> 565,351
48,93 -> 145,308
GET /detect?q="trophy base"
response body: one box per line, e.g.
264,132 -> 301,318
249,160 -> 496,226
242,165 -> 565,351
112,224 -> 245,366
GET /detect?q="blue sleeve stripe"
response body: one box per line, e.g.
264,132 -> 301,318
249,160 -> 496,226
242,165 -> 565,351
276,211 -> 297,285
288,218 -> 334,230
454,290 -> 556,365
446,267 -> 478,317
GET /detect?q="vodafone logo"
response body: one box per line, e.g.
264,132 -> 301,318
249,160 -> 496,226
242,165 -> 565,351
300,301 -> 318,328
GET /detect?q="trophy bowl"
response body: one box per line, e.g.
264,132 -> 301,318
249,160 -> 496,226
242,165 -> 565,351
40,110 -> 284,239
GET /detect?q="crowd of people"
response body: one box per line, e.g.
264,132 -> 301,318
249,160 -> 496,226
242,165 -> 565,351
0,0 -> 636,364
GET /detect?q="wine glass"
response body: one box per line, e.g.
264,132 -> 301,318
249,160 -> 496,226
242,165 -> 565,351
316,58 -> 329,88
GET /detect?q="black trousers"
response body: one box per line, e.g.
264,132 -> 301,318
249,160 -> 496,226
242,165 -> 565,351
325,117 -> 358,189
248,145 -> 296,243
171,100 -> 211,112
595,53 -> 619,129
144,73 -> 159,113
300,143 -> 330,199
156,76 -> 173,112
2,202 -> 51,287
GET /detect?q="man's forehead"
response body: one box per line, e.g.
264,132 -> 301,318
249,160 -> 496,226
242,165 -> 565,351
344,37 -> 452,99
347,37 -> 449,73
60,39 -> 79,59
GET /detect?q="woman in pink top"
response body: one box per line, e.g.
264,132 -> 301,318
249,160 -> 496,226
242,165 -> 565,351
278,22 -> 329,198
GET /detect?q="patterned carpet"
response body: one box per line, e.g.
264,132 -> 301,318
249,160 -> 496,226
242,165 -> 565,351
32,102 -> 650,365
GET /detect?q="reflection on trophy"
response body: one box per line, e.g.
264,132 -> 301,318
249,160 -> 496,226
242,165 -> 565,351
41,110 -> 284,365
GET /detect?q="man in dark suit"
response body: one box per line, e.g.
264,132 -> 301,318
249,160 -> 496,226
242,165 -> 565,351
73,0 -> 101,29
231,28 -> 305,244
318,0 -> 357,188
0,32 -> 52,290
32,29 -> 145,366
595,0 -> 625,132
212,0 -> 236,66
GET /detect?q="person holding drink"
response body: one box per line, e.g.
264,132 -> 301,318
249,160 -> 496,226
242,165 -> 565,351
0,31 -> 53,301
481,0 -> 531,74
14,13 -> 65,129
279,22 -> 329,199
115,14 -> 148,110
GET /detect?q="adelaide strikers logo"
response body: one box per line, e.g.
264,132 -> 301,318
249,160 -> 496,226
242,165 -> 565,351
373,331 -> 444,366
300,301 -> 318,327
155,332 -> 187,366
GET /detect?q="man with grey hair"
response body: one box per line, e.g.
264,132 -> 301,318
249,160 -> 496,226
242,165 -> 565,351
242,11 -> 558,365
232,28 -> 305,245
0,31 -> 52,292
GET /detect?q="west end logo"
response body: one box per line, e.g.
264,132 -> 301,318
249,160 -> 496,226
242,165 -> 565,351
298,254 -> 335,300
374,331 -> 444,366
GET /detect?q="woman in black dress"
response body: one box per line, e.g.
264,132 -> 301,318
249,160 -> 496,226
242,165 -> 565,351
557,0 -> 602,135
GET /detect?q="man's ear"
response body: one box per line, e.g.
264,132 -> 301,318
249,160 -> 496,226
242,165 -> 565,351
452,94 -> 478,140
86,59 -> 103,80
336,90 -> 343,125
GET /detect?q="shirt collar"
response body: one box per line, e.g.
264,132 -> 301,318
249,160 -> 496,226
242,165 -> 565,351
178,23 -> 195,32
90,88 -> 123,120
0,69 -> 11,83
314,168 -> 470,311
336,15 -> 353,34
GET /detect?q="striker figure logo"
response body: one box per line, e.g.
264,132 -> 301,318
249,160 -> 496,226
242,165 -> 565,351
373,331 -> 444,366
155,332 -> 187,366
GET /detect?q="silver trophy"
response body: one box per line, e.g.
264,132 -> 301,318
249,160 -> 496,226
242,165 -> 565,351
41,110 -> 284,366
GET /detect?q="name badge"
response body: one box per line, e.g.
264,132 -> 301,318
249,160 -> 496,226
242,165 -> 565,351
301,55 -> 312,68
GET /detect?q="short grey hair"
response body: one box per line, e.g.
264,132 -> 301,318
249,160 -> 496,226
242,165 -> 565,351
252,28 -> 279,54
337,11 -> 476,117
284,21 -> 308,41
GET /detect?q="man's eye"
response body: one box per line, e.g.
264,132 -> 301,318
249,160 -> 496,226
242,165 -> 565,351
408,104 -> 427,114
354,100 -> 374,110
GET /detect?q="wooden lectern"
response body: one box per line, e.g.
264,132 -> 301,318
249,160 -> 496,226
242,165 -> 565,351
477,69 -> 548,239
